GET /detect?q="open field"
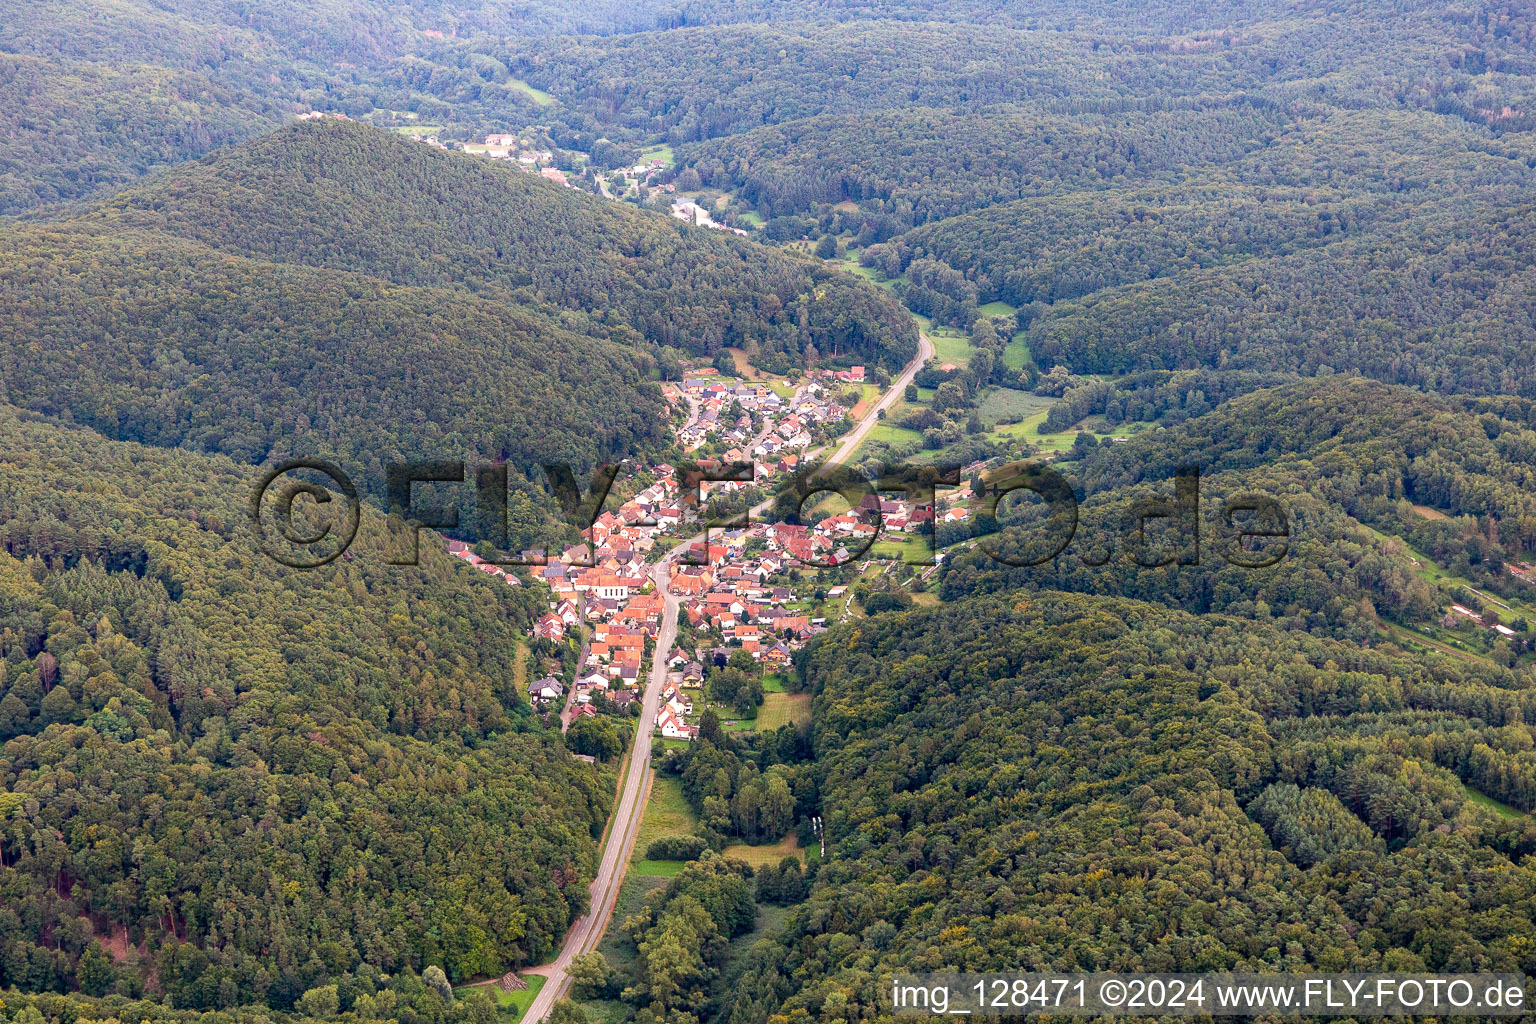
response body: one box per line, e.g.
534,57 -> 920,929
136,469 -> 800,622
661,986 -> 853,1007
722,832 -> 805,867
757,692 -> 811,731
870,536 -> 916,561
456,975 -> 545,1021
631,774 -> 697,871
631,859 -> 686,877
996,408 -> 1078,452
640,143 -> 675,168
1463,782 -> 1527,819
509,79 -> 555,105
1002,332 -> 1030,370
726,347 -> 769,380
977,389 -> 1052,427
866,420 -> 923,446
926,323 -> 971,367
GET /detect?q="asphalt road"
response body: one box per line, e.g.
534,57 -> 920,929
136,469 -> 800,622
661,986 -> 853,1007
812,329 -> 934,475
521,329 -> 932,1021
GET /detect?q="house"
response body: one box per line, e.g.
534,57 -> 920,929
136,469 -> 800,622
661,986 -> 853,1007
657,707 -> 695,740
556,599 -> 582,626
530,677 -> 564,703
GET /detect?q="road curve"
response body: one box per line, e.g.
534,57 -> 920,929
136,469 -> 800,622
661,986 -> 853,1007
521,329 -> 932,1021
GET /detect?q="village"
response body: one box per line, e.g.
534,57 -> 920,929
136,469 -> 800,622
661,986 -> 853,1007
410,127 -> 754,238
442,359 -> 951,743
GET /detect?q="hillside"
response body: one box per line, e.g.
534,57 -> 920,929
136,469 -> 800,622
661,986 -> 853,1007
0,224 -> 666,500
0,406 -> 610,1008
85,120 -> 916,370
939,377 -> 1536,631
0,120 -> 914,510
720,591 -> 1536,1023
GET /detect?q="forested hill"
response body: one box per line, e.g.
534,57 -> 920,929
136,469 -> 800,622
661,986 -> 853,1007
0,405 -> 609,1008
0,120 -> 912,503
940,377 -> 1536,633
85,119 -> 917,369
723,592 -> 1536,1023
0,219 -> 667,502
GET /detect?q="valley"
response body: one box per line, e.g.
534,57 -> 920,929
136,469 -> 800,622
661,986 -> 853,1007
8,2 -> 1536,1024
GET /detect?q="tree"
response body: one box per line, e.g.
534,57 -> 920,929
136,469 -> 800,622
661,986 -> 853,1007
568,952 -> 612,999
297,985 -> 341,1017
568,716 -> 624,761
549,1002 -> 590,1024
0,692 -> 30,737
423,966 -> 453,1004
39,685 -> 76,725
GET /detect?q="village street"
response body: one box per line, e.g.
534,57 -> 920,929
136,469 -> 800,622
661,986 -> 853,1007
520,330 -> 932,1022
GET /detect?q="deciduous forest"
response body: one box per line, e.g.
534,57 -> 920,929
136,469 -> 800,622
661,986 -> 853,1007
7,0 -> 1536,1022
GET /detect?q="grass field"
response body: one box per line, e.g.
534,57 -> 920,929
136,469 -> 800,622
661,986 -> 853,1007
726,347 -> 767,380
511,642 -> 529,700
640,143 -> 675,168
927,325 -> 971,368
631,774 -> 697,870
762,673 -> 790,692
870,536 -> 916,561
978,300 -> 1018,317
757,692 -> 811,731
1002,331 -> 1031,371
866,420 -> 923,446
1462,781 -> 1528,819
722,832 -> 805,867
839,254 -> 898,289
631,859 -> 687,877
996,407 -> 1079,453
509,79 -> 555,106
391,124 -> 445,136
455,975 -> 545,1021
977,389 -> 1052,427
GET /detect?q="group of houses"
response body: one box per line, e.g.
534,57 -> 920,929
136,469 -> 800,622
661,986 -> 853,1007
671,198 -> 750,236
449,134 -> 574,186
446,540 -> 525,587
442,357 -> 947,742
655,674 -> 699,740
671,371 -> 848,462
